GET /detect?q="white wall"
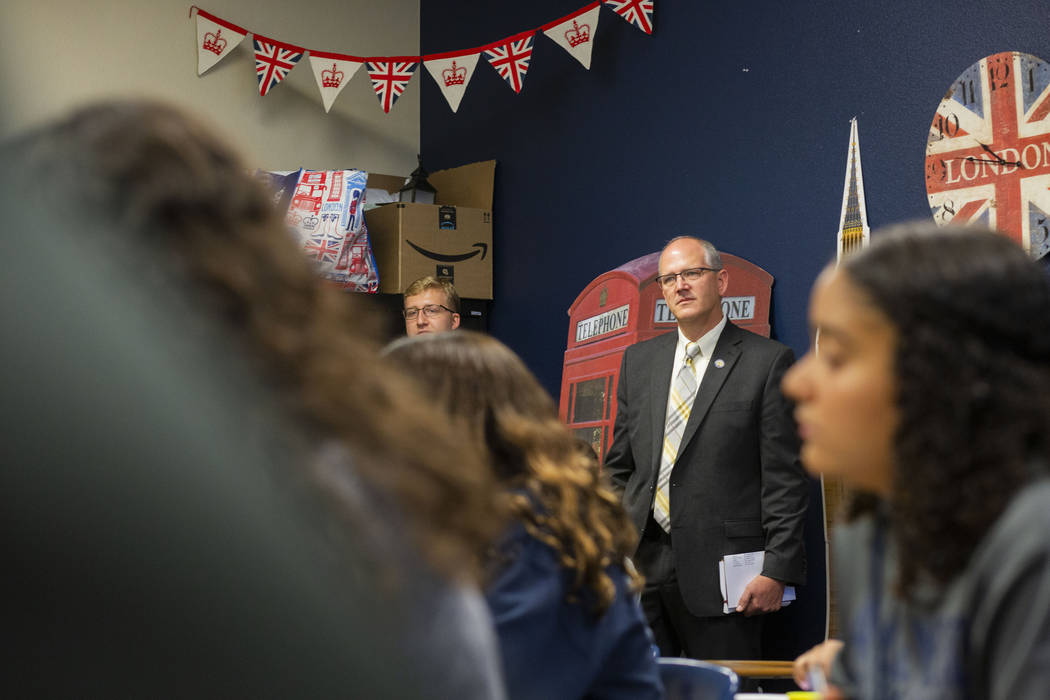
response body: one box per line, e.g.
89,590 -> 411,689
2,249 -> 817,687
0,0 -> 420,176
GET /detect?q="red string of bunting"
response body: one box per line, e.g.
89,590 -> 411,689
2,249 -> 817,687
189,1 -> 653,114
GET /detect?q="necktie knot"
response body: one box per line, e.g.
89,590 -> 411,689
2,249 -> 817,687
683,342 -> 700,366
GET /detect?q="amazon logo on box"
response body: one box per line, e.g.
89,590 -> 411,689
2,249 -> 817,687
365,160 -> 495,300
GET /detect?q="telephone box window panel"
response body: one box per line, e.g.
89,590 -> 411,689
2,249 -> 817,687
571,376 -> 609,424
573,426 -> 606,461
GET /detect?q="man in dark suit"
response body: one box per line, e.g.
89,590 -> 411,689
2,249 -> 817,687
604,236 -> 808,660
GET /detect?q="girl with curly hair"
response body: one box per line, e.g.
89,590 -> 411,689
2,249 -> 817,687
384,331 -> 662,700
786,221 -> 1050,699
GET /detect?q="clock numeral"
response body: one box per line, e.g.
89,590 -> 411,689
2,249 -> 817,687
989,63 -> 1010,90
934,113 -> 961,139
957,79 -> 977,104
940,199 -> 956,223
1029,67 -> 1037,94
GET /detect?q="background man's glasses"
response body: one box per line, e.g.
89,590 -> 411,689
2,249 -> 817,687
403,304 -> 454,320
655,267 -> 719,289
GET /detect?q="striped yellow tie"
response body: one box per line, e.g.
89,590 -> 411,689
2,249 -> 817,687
653,342 -> 700,532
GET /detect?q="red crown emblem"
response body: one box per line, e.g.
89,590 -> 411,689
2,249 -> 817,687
442,61 -> 467,87
202,29 -> 227,56
321,63 -> 344,88
565,20 -> 590,47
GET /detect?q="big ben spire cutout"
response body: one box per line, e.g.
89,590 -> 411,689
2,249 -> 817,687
837,118 -> 870,260
823,118 -> 870,639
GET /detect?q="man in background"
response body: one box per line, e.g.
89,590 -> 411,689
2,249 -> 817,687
404,276 -> 461,336
604,236 -> 808,662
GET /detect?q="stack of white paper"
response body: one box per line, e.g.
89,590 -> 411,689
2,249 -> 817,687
718,550 -> 796,614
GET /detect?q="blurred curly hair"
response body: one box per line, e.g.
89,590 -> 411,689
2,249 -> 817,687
6,99 -> 500,584
841,221 -> 1050,596
384,331 -> 643,616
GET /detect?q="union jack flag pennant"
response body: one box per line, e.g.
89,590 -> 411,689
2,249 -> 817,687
483,32 -> 535,94
366,59 -> 419,113
253,35 -> 304,96
602,0 -> 654,35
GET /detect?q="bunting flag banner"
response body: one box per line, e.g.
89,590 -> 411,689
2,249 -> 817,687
424,50 -> 481,113
253,35 -> 304,96
308,51 -> 364,113
194,8 -> 246,75
190,2 -> 655,114
542,2 -> 601,70
602,0 -> 654,34
366,59 -> 419,113
483,32 -> 535,94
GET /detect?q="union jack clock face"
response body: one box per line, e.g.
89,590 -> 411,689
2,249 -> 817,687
925,52 -> 1050,259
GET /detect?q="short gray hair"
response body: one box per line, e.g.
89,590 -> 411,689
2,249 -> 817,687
663,236 -> 723,269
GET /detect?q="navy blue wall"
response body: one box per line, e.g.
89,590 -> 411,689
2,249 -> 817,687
421,0 -> 1049,659
422,0 -> 1048,395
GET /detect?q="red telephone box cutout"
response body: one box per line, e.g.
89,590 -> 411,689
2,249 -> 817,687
559,251 -> 773,460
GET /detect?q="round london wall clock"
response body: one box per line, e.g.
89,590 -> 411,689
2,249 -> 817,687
925,52 -> 1050,259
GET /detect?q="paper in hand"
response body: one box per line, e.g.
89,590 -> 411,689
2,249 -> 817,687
719,550 -> 795,614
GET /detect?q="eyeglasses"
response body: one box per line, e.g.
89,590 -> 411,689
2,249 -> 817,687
403,304 -> 455,320
654,267 -> 719,289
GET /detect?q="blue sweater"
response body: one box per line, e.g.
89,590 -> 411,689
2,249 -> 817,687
486,523 -> 662,700
830,479 -> 1050,699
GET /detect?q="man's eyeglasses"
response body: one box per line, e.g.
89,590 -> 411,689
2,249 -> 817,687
654,267 -> 719,289
403,304 -> 455,320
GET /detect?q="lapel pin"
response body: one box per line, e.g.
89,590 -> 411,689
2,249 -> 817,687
714,359 -> 725,369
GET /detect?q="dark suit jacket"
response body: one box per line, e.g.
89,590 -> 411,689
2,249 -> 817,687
604,321 -> 808,618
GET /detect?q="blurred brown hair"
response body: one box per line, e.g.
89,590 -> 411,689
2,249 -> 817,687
6,99 -> 499,582
384,331 -> 642,614
840,221 -> 1050,595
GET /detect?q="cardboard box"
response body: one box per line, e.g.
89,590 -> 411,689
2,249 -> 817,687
366,160 -> 495,299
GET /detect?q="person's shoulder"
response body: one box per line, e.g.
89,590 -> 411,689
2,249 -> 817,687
977,478 -> 1050,558
625,330 -> 676,356
724,322 -> 786,347
832,509 -> 882,549
492,519 -> 561,576
722,322 -> 794,359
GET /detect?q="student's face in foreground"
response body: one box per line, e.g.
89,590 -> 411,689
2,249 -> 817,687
782,267 -> 898,496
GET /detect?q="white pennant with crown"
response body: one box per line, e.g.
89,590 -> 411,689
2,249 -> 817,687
308,52 -> 364,113
195,10 -> 246,75
424,52 -> 481,113
543,3 -> 601,70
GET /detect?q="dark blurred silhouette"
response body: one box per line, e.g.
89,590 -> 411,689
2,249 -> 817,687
1,100 -> 505,698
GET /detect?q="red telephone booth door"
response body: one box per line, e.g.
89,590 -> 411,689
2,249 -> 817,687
559,251 -> 773,461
